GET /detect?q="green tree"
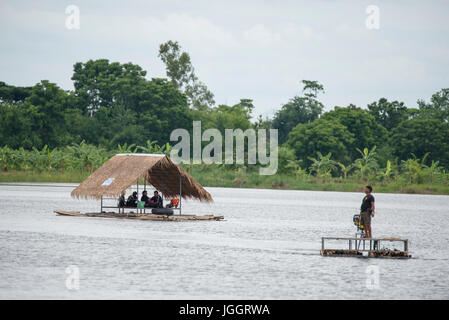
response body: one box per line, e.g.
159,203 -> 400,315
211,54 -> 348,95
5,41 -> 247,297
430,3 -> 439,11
207,99 -> 254,131
159,40 -> 215,110
0,102 -> 42,149
321,105 -> 388,160
72,59 -> 147,115
136,78 -> 192,145
71,59 -> 192,147
390,118 -> 449,168
417,88 -> 449,121
271,80 -> 324,144
367,98 -> 410,131
287,118 -> 354,168
0,82 -> 32,104
24,81 -> 74,148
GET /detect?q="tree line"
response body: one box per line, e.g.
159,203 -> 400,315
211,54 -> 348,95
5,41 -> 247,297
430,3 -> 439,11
0,40 -> 448,186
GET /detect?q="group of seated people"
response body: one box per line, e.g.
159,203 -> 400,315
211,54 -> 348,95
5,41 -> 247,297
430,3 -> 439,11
141,190 -> 163,208
118,190 -> 163,208
118,190 -> 181,209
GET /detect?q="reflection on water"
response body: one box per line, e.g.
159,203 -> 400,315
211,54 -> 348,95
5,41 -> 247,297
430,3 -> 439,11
0,183 -> 448,299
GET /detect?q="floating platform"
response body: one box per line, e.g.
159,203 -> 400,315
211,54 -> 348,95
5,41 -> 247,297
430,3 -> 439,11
320,236 -> 411,259
54,210 -> 224,221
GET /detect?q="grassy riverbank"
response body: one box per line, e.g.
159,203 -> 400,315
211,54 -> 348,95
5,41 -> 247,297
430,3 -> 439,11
1,169 -> 448,195
0,170 -> 89,183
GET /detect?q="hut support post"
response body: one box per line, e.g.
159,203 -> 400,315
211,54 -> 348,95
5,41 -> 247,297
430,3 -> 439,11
179,173 -> 182,216
100,196 -> 103,213
137,179 -> 139,214
161,175 -> 163,203
144,178 -> 146,214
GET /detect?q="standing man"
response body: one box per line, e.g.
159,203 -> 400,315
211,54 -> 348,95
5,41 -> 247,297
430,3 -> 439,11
360,186 -> 375,238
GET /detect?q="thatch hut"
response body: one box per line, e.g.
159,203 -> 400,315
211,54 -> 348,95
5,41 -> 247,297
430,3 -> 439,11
71,153 -> 212,215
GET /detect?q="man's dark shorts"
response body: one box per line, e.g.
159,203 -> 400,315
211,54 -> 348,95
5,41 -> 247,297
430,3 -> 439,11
360,211 -> 371,228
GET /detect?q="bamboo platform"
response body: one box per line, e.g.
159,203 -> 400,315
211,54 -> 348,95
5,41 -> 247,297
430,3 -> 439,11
320,236 -> 411,259
54,210 -> 224,221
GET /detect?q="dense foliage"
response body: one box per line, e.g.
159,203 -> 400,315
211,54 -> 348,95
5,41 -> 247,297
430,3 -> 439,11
1,41 -> 448,190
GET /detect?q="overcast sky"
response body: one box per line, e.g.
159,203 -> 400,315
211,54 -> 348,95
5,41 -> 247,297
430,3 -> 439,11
1,0 -> 448,118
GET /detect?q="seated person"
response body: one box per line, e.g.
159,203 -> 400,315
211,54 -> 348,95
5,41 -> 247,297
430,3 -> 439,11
118,192 -> 126,208
126,191 -> 138,207
148,191 -> 163,208
141,190 -> 149,206
166,198 -> 179,208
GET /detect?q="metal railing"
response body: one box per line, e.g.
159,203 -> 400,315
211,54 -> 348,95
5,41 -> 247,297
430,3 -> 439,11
321,236 -> 409,253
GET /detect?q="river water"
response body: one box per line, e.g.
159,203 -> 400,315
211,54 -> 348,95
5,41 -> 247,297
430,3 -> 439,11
0,183 -> 448,299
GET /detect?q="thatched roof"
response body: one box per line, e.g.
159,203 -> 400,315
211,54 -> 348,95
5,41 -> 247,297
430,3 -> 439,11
71,154 -> 213,202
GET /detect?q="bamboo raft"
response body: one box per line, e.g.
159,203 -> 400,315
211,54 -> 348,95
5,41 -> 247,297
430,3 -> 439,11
54,210 -> 224,221
320,236 -> 411,259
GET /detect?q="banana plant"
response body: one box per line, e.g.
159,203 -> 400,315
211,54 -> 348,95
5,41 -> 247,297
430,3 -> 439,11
337,162 -> 353,180
0,146 -> 13,171
13,147 -> 30,171
354,146 -> 378,181
66,141 -> 106,172
161,142 -> 172,156
401,154 -> 423,184
286,159 -> 307,179
136,140 -> 171,155
308,152 -> 336,181
31,145 -> 52,172
117,143 -> 137,153
51,148 -> 73,172
137,140 -> 159,153
377,160 -> 392,183
419,153 -> 440,184
425,160 -> 440,184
